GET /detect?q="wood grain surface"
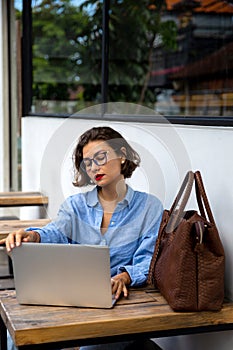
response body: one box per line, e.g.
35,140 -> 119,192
0,192 -> 48,207
0,288 -> 233,347
0,219 -> 51,238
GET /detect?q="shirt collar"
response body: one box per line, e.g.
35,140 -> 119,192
86,185 -> 134,208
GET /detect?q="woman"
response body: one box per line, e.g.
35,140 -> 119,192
2,126 -> 163,350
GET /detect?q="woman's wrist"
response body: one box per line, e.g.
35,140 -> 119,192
115,271 -> 131,285
31,231 -> 40,243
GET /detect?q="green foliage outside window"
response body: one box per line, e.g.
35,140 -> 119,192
29,0 -> 177,112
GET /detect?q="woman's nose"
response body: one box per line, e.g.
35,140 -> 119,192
91,160 -> 100,171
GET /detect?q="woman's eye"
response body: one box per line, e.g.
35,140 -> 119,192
96,154 -> 105,161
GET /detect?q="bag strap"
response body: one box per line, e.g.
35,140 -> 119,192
165,171 -> 194,233
147,171 -> 194,285
194,171 -> 216,225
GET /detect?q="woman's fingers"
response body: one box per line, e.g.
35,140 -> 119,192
111,278 -> 128,299
2,229 -> 40,252
4,229 -> 28,252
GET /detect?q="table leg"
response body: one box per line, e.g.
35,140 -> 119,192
0,315 -> 7,350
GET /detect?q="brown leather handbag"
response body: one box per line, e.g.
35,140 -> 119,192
148,171 -> 225,311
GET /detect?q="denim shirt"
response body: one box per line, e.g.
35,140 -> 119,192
26,186 -> 163,286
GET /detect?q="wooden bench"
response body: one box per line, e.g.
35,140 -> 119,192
0,192 -> 49,276
0,191 -> 48,207
0,219 -> 50,278
0,218 -> 51,239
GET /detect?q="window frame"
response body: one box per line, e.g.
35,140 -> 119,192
21,0 -> 233,127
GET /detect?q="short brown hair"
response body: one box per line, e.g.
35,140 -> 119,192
73,126 -> 140,187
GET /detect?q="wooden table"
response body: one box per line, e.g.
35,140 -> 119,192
0,219 -> 51,239
0,288 -> 233,350
0,192 -> 48,207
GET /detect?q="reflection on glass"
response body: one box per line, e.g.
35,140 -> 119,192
155,0 -> 233,117
16,0 -> 233,117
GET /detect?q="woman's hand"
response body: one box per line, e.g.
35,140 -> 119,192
0,229 -> 40,252
111,271 -> 131,300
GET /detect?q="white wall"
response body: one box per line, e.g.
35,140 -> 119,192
22,115 -> 233,350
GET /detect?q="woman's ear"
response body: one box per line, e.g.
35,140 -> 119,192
120,147 -> 127,164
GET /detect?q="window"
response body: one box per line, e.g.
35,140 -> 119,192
16,0 -> 233,123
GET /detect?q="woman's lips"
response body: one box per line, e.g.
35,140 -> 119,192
95,174 -> 105,181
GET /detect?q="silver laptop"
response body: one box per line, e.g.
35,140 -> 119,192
11,243 -> 116,308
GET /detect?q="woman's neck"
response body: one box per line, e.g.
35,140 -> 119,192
98,181 -> 127,203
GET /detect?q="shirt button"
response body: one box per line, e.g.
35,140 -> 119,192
101,239 -> 107,245
111,221 -> 115,225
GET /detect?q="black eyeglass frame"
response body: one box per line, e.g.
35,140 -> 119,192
80,150 -> 111,171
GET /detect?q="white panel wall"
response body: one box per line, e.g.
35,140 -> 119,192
22,116 -> 233,350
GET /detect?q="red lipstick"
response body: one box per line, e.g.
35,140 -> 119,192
95,174 -> 104,181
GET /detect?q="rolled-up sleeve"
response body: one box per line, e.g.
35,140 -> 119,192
26,200 -> 74,243
117,198 -> 163,286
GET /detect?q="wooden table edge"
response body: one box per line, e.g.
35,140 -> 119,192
0,290 -> 233,348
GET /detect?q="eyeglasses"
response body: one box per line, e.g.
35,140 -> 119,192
80,151 -> 110,171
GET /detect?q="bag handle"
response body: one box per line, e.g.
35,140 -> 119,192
165,171 -> 194,233
194,171 -> 216,225
147,171 -> 194,285
166,171 -> 216,231
147,170 -> 216,286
